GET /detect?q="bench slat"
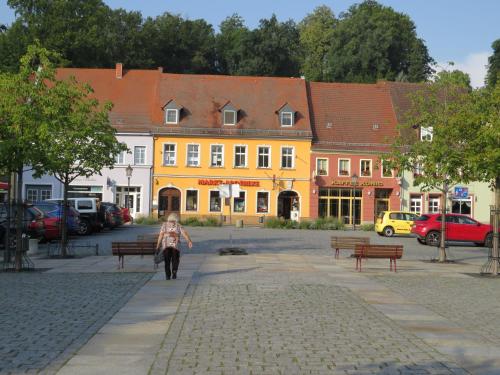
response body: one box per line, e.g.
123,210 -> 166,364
331,236 -> 370,258
353,244 -> 404,272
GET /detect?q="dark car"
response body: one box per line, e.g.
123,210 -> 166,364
33,202 -> 81,237
0,203 -> 45,249
411,213 -> 497,247
100,202 -> 123,229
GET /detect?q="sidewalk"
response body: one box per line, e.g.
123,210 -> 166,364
23,252 -> 499,375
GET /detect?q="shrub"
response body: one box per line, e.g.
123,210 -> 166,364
203,216 -> 222,227
298,220 -> 312,229
264,217 -> 284,229
360,223 -> 375,231
181,217 -> 204,226
134,215 -> 160,225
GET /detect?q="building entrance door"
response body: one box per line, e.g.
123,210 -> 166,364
158,188 -> 181,219
278,191 -> 299,220
374,188 -> 392,222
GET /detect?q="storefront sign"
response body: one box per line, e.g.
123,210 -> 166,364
454,186 -> 469,198
198,179 -> 260,187
330,180 -> 383,187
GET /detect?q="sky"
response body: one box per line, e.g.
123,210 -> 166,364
1,0 -> 499,87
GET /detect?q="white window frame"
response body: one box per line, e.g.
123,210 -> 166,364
280,146 -> 294,169
233,144 -> 248,168
360,159 -> 372,177
338,158 -> 350,177
410,195 -> 423,215
163,143 -> 177,166
280,112 -> 294,127
223,110 -> 237,126
115,150 -> 124,165
381,160 -> 393,178
186,143 -> 200,167
165,109 -> 179,124
233,190 -> 247,214
134,146 -> 146,165
428,196 -> 440,214
316,158 -> 328,176
421,126 -> 433,141
208,190 -> 222,212
210,144 -> 224,167
185,189 -> 199,212
257,145 -> 271,169
256,190 -> 270,214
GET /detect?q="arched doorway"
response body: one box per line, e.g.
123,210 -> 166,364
278,191 -> 299,220
158,187 -> 181,219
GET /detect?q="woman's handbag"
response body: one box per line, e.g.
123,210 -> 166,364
154,248 -> 165,264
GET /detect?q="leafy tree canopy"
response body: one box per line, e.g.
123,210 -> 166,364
434,67 -> 471,91
486,39 -> 500,87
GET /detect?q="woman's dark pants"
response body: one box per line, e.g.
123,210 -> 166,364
164,247 -> 180,279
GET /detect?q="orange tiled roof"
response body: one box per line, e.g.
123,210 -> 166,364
308,81 -> 399,153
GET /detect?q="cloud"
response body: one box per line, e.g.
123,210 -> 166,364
437,52 -> 490,88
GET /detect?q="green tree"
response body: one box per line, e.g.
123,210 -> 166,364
486,39 -> 500,87
215,14 -> 251,75
387,79 -> 472,262
327,0 -> 434,83
434,67 -> 472,90
0,44 -> 60,270
299,5 -> 337,81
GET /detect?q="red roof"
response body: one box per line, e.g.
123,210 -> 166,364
308,81 -> 399,152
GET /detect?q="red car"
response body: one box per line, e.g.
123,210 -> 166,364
120,207 -> 133,224
411,213 -> 496,247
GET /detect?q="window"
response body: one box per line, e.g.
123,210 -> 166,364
210,145 -> 224,167
163,143 -> 176,166
257,192 -> 269,213
360,160 -> 372,177
281,147 -> 294,169
185,190 -> 198,211
429,196 -> 440,213
339,159 -> 350,176
414,161 -> 424,177
410,196 -> 422,215
233,191 -> 246,213
421,126 -> 433,141
186,144 -> 200,167
452,198 -> 472,215
166,109 -> 178,124
209,191 -> 222,212
77,200 -> 93,210
134,146 -> 146,165
234,145 -> 247,168
224,110 -> 236,125
381,160 -> 393,177
257,146 -> 270,168
316,158 -> 328,176
115,151 -> 124,164
280,112 -> 293,126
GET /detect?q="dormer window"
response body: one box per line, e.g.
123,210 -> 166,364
420,126 -> 433,141
277,103 -> 296,127
224,110 -> 237,125
220,102 -> 239,126
163,99 -> 182,125
166,109 -> 178,124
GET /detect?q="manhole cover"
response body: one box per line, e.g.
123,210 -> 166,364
218,247 -> 248,256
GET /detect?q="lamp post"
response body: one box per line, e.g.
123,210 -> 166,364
125,164 -> 133,210
351,173 -> 359,230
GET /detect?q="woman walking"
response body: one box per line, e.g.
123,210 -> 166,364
156,213 -> 193,280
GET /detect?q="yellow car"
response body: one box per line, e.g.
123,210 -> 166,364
375,211 -> 419,237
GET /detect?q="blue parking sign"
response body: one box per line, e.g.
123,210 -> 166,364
454,187 -> 468,198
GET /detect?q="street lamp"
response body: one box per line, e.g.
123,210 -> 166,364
351,173 -> 359,230
125,164 -> 133,209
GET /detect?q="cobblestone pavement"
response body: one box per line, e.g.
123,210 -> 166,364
0,272 -> 152,374
372,274 -> 500,346
149,262 -> 466,375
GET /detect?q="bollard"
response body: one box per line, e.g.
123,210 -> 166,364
235,219 -> 244,228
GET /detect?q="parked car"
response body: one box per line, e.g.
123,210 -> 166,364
0,203 -> 45,248
99,202 -> 123,228
33,202 -> 81,236
46,198 -> 102,235
120,207 -> 133,224
375,211 -> 419,237
411,213 -> 496,247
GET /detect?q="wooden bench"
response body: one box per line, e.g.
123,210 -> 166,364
331,236 -> 370,258
354,244 -> 403,272
112,241 -> 157,269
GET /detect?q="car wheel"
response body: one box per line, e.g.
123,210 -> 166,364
383,226 -> 394,237
77,220 -> 92,236
485,233 -> 493,248
425,231 -> 440,247
417,238 -> 425,245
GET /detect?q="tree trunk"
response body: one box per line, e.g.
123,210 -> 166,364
61,179 -> 70,257
14,166 -> 24,271
439,185 -> 448,262
492,176 -> 500,275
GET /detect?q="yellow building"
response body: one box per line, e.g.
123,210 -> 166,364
151,73 -> 313,224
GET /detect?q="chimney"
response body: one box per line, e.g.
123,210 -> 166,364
115,63 -> 123,79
